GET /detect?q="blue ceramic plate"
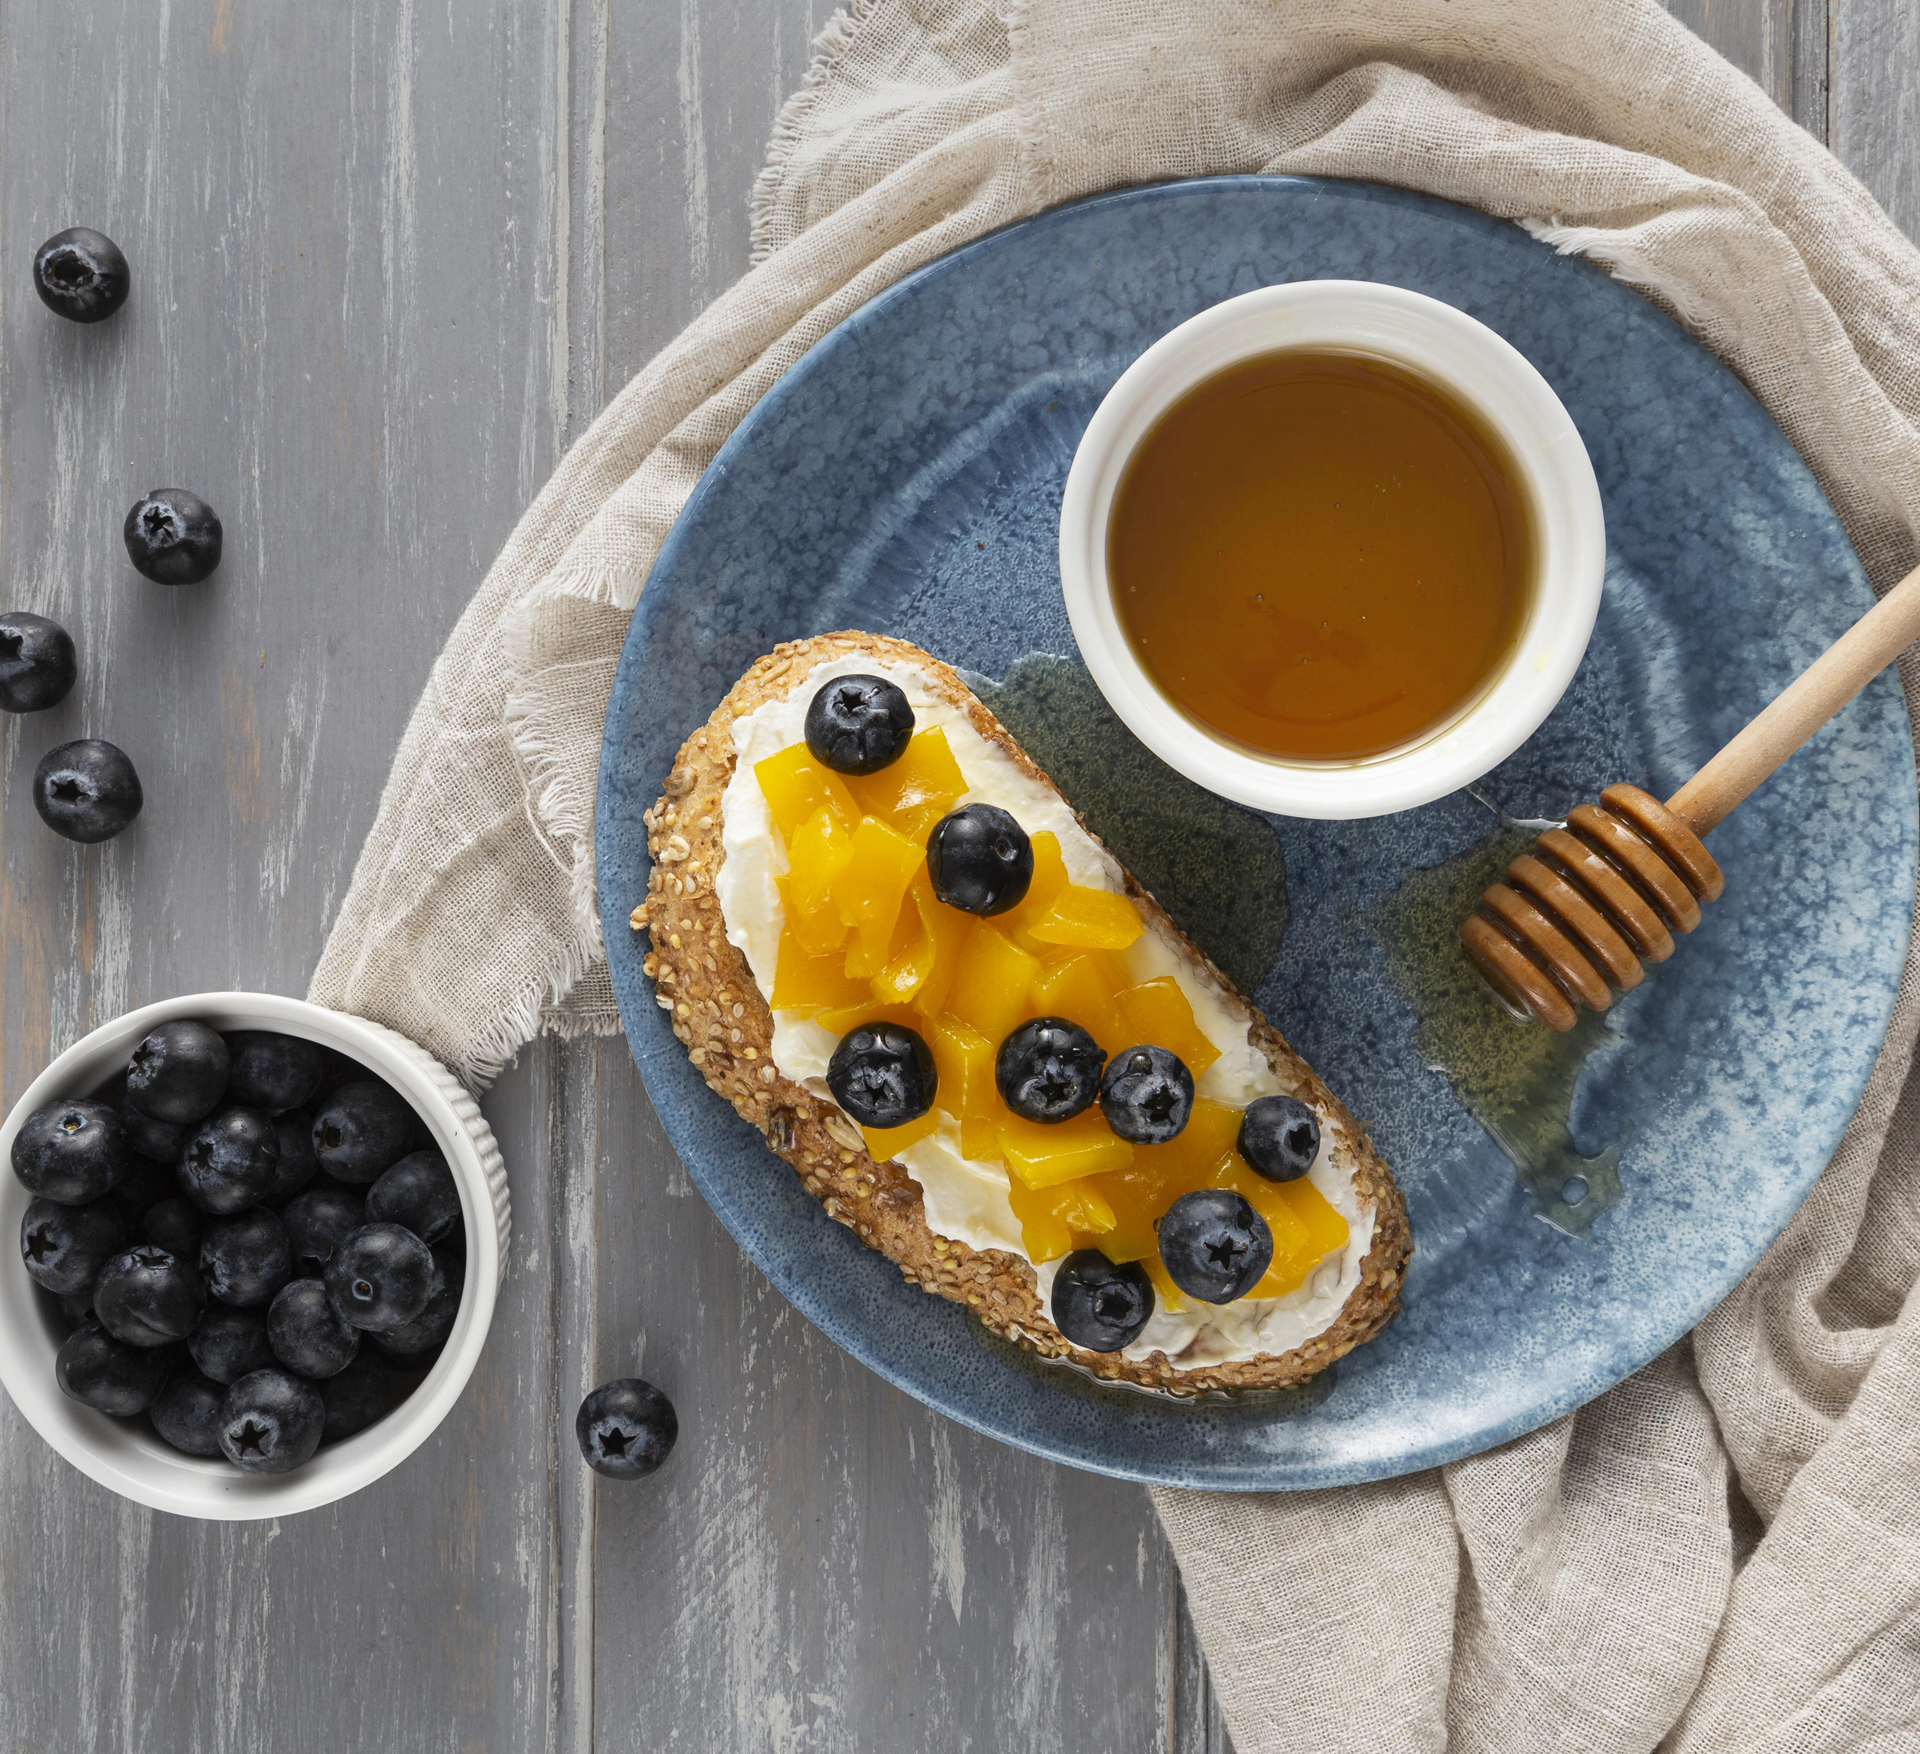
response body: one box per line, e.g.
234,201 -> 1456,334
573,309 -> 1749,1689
596,177 -> 1915,1489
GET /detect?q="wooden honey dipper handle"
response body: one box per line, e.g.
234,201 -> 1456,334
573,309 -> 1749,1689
1668,558 -> 1920,835
1465,558 -> 1920,1030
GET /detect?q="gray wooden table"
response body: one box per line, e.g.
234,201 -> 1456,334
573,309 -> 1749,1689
0,4 -> 1911,1749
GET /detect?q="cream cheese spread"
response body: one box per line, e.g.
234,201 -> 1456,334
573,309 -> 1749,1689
715,655 -> 1375,1370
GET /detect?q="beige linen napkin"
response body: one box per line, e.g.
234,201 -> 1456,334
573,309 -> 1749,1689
311,2 -> 1920,1746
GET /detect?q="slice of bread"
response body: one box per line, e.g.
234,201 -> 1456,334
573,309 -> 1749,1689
637,632 -> 1411,1394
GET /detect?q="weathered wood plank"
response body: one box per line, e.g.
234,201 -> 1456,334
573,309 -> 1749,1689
0,1 -> 574,1747
1832,0 -> 1920,236
580,4 -> 1177,1747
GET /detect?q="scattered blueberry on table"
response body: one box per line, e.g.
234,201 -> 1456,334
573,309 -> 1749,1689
32,739 -> 143,844
32,227 -> 130,324
123,489 -> 222,586
13,1023 -> 466,1475
575,1378 -> 678,1481
0,612 -> 77,714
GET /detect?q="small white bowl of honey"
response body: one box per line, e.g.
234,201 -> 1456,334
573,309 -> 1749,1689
1059,281 -> 1604,820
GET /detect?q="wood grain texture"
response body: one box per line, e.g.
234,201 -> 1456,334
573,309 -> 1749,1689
0,1 -> 574,1749
1,2 -> 1911,1751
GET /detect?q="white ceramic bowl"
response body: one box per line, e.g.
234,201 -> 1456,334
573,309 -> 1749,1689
1059,281 -> 1605,819
0,993 -> 509,1520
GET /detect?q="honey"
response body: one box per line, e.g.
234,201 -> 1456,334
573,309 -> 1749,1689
1109,349 -> 1537,764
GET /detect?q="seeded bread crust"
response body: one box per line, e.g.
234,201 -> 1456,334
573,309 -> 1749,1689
636,632 -> 1411,1394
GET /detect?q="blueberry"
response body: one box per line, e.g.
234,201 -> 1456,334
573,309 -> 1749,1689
32,228 -> 130,323
55,1287 -> 96,1327
802,673 -> 914,775
150,1370 -> 227,1456
141,1197 -> 205,1262
123,489 -> 222,586
20,1194 -> 131,1295
575,1378 -> 678,1481
281,1185 -> 365,1278
1156,1189 -> 1273,1304
126,1020 -> 231,1126
0,612 -> 77,713
176,1107 -> 278,1214
311,1080 -> 415,1184
198,1208 -> 292,1307
995,1017 -> 1105,1123
187,1305 -> 275,1384
365,1150 -> 462,1250
118,1094 -> 186,1165
266,1278 -> 360,1379
1237,1095 -> 1321,1183
32,739 -> 143,844
112,1158 -> 172,1219
1098,1046 -> 1195,1145
93,1245 -> 206,1346
926,804 -> 1034,916
1050,1250 -> 1156,1351
217,1369 -> 324,1475
11,1099 -> 128,1204
223,1032 -> 324,1113
825,1023 -> 937,1129
324,1223 -> 434,1333
318,1351 -> 391,1443
55,1322 -> 170,1415
262,1111 -> 320,1206
371,1247 -> 461,1363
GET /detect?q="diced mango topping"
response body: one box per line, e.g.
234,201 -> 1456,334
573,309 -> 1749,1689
1116,976 -> 1220,1075
847,729 -> 967,840
1001,1109 -> 1135,1189
1028,950 -> 1129,1054
749,712 -> 1351,1303
945,922 -> 1041,1047
1008,1177 -> 1118,1263
756,744 -> 856,839
1026,884 -> 1144,950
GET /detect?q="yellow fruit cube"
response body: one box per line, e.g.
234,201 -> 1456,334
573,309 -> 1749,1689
928,1014 -> 998,1153
756,744 -> 856,841
846,728 -> 967,840
812,1000 -> 918,1041
945,922 -> 1041,1048
862,1111 -> 939,1163
770,932 -> 871,1012
782,806 -> 855,955
1007,1177 -> 1118,1263
779,878 -> 852,957
1007,1181 -> 1075,1263
1028,951 -> 1129,1054
1115,976 -> 1221,1075
1000,1110 -> 1135,1189
833,815 -> 924,975
1026,884 -> 1145,951
887,874 -> 970,1015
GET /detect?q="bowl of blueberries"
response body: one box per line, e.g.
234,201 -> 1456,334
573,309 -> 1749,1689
0,993 -> 509,1519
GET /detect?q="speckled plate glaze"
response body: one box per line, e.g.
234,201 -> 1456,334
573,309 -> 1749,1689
596,177 -> 1916,1490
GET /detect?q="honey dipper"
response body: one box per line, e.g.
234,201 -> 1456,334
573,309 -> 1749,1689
1462,559 -> 1920,1030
